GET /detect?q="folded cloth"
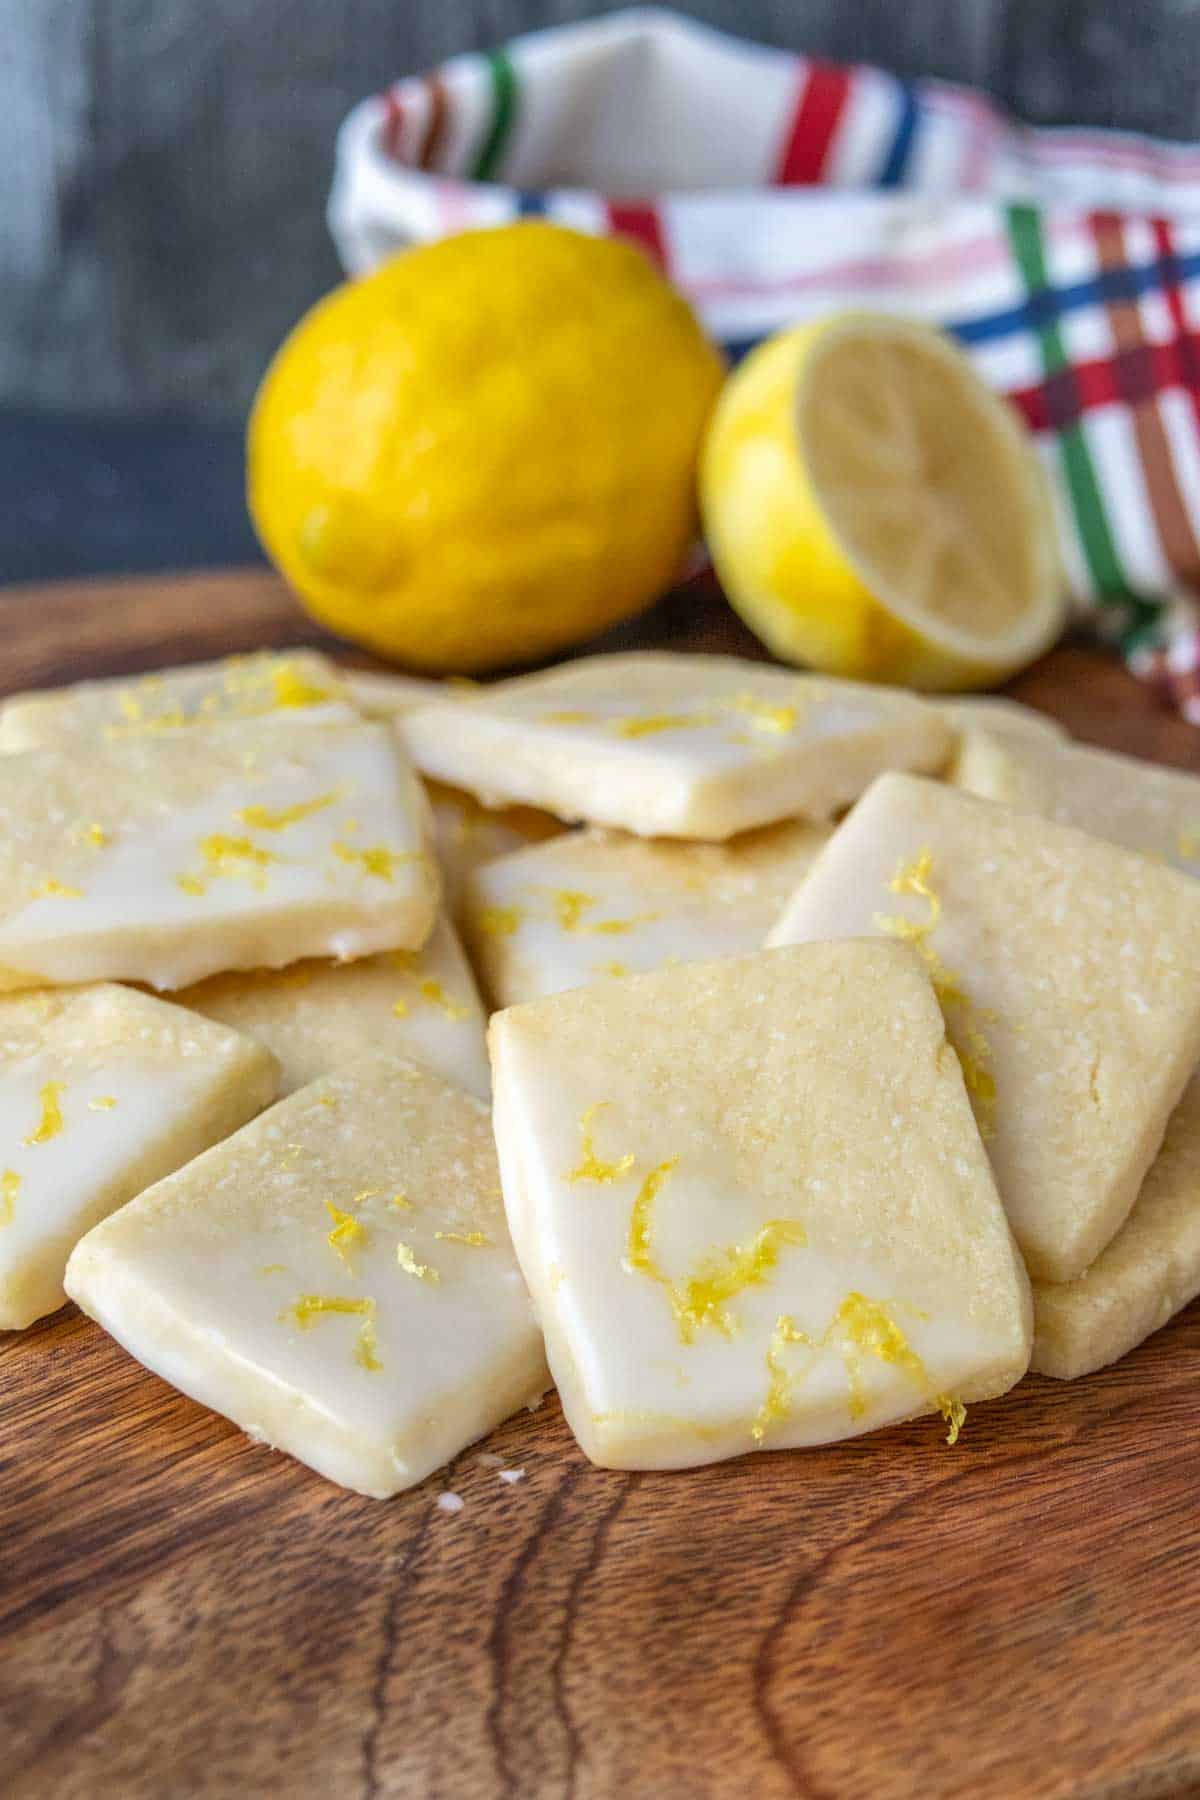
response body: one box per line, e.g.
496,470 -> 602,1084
331,7 -> 1200,718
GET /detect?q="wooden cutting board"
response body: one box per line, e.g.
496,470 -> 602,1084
3,569 -> 1200,1800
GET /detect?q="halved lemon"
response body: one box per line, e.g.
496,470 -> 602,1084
700,313 -> 1065,690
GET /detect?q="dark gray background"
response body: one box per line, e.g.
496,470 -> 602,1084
6,0 -> 1200,422
2,0 -> 1197,581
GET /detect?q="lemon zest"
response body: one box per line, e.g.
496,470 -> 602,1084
478,905 -> 524,937
566,1104 -> 634,1184
553,889 -> 596,932
552,889 -> 655,936
614,711 -> 712,739
752,1315 -> 807,1442
88,1095 -> 117,1112
752,1292 -> 964,1445
326,1202 -> 366,1265
32,878 -> 83,900
727,692 -> 798,735
434,1230 -> 491,1247
674,1221 -> 808,1343
25,1080 -> 66,1145
938,1395 -> 967,1445
333,841 -> 410,882
236,792 -> 336,831
419,979 -> 468,1021
272,664 -> 333,710
624,1166 -> 805,1345
180,834 -> 278,895
874,848 -> 995,1137
280,1293 -> 381,1370
396,1242 -> 440,1283
0,1169 -> 18,1226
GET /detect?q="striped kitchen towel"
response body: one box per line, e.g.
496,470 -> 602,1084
330,7 -> 1200,717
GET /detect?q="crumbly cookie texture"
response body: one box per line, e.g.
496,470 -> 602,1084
179,914 -> 489,1100
424,781 -> 562,922
769,772 -> 1200,1282
65,1052 -> 549,1498
1033,1072 -> 1200,1379
397,652 -> 952,839
952,728 -> 1200,877
0,983 -> 277,1328
490,939 -> 1030,1471
463,818 -> 830,1007
0,650 -> 353,750
939,695 -> 1068,749
0,717 -> 439,992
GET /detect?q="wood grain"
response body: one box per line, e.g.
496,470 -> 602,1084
1,568 -> 1199,1800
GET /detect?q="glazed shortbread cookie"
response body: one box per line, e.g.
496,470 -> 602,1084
346,669 -> 447,717
179,916 -> 490,1099
464,819 -> 830,1007
490,941 -> 1031,1471
1033,1073 -> 1200,1380
0,985 -> 277,1328
0,718 -> 439,992
65,1054 -> 549,1497
0,651 -> 352,751
769,774 -> 1200,1281
941,696 -> 1067,748
426,781 -> 562,920
346,676 -> 560,910
398,653 -> 952,838
952,730 -> 1200,877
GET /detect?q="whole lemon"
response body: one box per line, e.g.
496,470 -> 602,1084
248,223 -> 725,672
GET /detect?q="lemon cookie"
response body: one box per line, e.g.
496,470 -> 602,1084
66,1053 -> 548,1496
490,940 -> 1030,1470
0,984 -> 276,1327
398,653 -> 951,839
769,774 -> 1200,1281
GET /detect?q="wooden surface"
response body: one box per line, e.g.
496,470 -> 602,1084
2,568 -> 1200,1800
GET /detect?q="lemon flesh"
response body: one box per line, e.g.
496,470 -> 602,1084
249,223 -> 725,674
700,315 -> 1064,690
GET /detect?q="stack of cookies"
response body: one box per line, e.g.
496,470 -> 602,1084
0,647 -> 1196,1496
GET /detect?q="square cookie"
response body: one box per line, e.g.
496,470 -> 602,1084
490,940 -> 1031,1470
769,773 -> 1200,1281
463,819 -> 830,1007
346,669 -> 448,717
399,653 -> 951,839
0,650 -> 352,751
1032,1072 -> 1200,1379
426,781 -> 562,921
179,915 -> 490,1100
952,730 -> 1200,877
0,984 -> 277,1328
940,696 -> 1067,748
65,1053 -> 548,1497
0,718 -> 439,991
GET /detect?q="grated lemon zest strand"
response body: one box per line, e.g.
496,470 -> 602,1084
25,1080 -> 66,1145
566,1104 -> 635,1184
396,1242 -> 440,1284
237,793 -> 336,831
